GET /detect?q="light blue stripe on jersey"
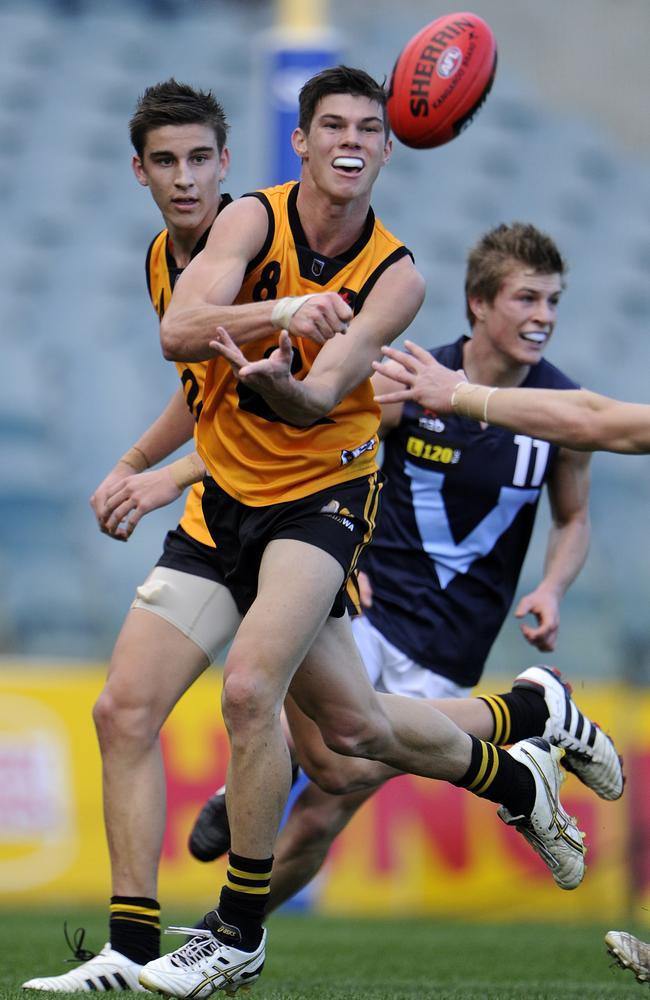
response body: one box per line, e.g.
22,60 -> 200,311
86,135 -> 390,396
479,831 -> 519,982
404,460 -> 540,590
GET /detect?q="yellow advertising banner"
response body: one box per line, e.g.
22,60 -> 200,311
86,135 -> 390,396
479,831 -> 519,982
0,662 -> 647,925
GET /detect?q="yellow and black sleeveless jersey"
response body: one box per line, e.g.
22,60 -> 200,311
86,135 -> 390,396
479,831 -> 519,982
198,181 -> 412,506
145,194 -> 232,546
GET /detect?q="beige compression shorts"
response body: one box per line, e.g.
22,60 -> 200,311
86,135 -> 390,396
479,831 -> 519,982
131,565 -> 242,663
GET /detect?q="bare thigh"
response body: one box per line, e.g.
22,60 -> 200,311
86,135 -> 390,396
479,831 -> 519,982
103,573 -> 239,730
289,613 -> 382,727
222,538 -> 346,702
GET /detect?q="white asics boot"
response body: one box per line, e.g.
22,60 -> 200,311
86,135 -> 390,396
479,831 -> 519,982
513,664 -> 624,800
139,925 -> 266,997
497,737 -> 586,890
22,944 -> 145,992
605,930 -> 650,984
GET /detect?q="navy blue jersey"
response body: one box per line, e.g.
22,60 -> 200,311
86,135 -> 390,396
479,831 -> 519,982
362,336 -> 579,686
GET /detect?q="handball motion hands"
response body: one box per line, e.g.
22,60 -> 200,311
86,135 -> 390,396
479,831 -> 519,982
209,325 -> 295,389
273,289 -> 352,344
209,291 -> 352,423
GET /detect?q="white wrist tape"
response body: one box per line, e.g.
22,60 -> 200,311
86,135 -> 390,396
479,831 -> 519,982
271,295 -> 316,330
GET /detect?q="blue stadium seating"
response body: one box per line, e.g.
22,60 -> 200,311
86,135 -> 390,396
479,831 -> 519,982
1,0 -> 649,678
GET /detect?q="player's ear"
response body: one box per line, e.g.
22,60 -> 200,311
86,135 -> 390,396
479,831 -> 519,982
132,155 -> 149,187
218,145 -> 230,181
468,295 -> 486,324
382,136 -> 393,164
292,127 -> 308,159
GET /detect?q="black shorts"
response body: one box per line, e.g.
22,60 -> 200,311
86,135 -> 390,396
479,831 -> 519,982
201,473 -> 383,617
156,525 -> 227,585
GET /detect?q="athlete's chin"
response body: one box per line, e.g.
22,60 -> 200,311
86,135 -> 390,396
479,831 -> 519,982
169,202 -> 202,220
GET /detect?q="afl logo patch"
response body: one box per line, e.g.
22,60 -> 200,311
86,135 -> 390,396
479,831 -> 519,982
436,46 -> 463,79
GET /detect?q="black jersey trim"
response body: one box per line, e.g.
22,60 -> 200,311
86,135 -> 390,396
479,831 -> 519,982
167,222 -> 212,291
190,226 -> 210,259
145,229 -> 166,300
242,191 -> 275,275
165,233 -> 183,292
287,181 -> 376,264
218,191 -> 233,214
147,193 -> 233,295
354,246 -> 413,314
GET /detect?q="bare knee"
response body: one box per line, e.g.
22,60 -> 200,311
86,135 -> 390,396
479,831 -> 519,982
296,723 -> 389,796
319,709 -> 391,763
221,663 -> 283,738
92,684 -> 161,755
307,758 -> 381,795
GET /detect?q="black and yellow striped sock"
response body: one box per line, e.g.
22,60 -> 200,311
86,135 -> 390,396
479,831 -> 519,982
109,896 -> 160,964
454,736 -> 535,816
213,852 -> 272,951
478,688 -> 548,745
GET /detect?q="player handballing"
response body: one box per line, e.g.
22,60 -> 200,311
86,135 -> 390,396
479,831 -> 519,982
189,223 -> 622,917
137,67 -> 590,998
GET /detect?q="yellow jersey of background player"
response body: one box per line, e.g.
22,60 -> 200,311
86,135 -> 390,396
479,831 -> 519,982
145,193 -> 232,544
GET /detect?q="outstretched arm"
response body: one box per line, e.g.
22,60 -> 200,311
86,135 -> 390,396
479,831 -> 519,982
375,340 -> 650,455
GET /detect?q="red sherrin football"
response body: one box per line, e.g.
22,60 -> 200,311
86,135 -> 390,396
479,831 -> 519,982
387,11 -> 497,149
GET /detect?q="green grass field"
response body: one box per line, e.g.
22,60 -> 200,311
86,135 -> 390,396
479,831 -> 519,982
0,909 -> 645,999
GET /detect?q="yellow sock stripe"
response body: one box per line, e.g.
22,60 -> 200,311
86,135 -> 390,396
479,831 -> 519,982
490,695 -> 511,745
226,877 -> 270,895
109,904 -> 160,917
110,915 -> 161,929
227,866 -> 272,881
466,740 -> 490,791
109,903 -> 159,914
473,743 -> 500,796
479,695 -> 510,745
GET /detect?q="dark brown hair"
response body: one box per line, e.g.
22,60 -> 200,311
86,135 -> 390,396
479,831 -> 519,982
298,65 -> 389,138
129,78 -> 229,158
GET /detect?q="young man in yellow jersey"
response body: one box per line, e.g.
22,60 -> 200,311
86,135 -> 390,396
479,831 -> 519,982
138,67 -> 589,998
23,80 -> 244,994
